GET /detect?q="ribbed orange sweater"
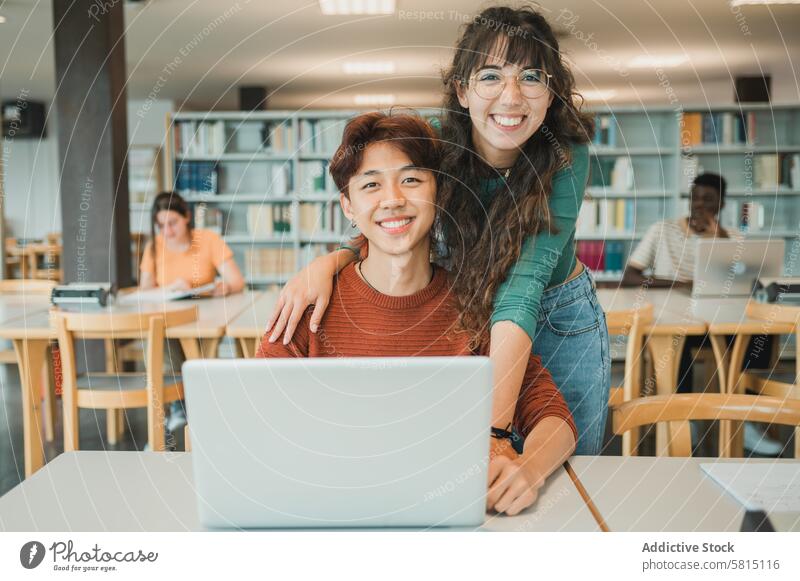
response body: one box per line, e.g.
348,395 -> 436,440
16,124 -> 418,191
257,263 -> 577,442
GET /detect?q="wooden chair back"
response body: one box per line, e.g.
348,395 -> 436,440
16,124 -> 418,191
613,393 -> 800,457
53,305 -> 196,451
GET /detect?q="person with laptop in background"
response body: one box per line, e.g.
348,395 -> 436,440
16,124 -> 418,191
622,172 -> 781,455
257,111 -> 577,516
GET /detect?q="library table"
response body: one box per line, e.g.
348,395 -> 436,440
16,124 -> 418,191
0,451 -> 601,532
0,293 -> 260,478
568,455 -> 800,532
225,290 -> 280,357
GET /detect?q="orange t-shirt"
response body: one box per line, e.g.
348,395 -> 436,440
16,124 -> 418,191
139,229 -> 234,288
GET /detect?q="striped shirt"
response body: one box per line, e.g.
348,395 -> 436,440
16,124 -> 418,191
628,218 -> 734,283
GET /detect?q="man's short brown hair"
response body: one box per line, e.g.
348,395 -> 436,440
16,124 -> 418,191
329,111 -> 441,198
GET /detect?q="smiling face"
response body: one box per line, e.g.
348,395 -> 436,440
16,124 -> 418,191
340,142 -> 436,260
155,209 -> 191,243
689,183 -> 723,233
456,39 -> 553,167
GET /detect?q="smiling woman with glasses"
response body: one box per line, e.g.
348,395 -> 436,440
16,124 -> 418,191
267,5 -> 610,460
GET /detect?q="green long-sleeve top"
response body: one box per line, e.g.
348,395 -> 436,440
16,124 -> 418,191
425,117 -> 590,342
479,143 -> 590,342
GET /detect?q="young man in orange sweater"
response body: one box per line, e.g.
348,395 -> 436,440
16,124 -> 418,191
258,112 -> 576,517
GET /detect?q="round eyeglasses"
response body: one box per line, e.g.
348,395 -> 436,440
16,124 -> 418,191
467,68 -> 552,100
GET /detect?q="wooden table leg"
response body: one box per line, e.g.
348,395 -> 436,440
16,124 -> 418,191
178,338 -> 221,361
647,333 -> 686,456
42,343 -> 56,442
13,338 -> 49,478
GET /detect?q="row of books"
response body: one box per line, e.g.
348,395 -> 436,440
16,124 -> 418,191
753,154 -> 800,189
244,203 -> 346,237
298,161 -> 336,193
246,204 -> 292,236
576,241 -> 626,273
298,202 -> 346,237
593,115 -> 617,147
174,161 -> 218,195
681,112 -> 755,147
175,162 -> 293,196
244,248 -> 297,277
173,120 -> 295,156
299,119 -> 344,154
577,198 -> 636,234
589,157 -> 634,190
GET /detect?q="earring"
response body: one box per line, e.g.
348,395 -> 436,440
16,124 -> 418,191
350,220 -> 357,228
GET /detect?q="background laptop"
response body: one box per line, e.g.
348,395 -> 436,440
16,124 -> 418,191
691,239 -> 784,319
693,239 -> 785,298
184,357 -> 493,529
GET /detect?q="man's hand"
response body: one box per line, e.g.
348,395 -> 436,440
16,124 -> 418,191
486,455 -> 546,516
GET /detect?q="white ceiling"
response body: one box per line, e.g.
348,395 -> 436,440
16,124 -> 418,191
0,0 -> 798,110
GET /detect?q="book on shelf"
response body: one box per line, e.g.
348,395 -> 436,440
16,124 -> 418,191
299,119 -> 344,154
577,198 -> 636,235
246,205 -> 275,237
603,241 -> 626,272
299,202 -> 344,237
576,240 -> 605,272
245,248 -> 297,278
269,163 -> 293,196
593,114 -> 616,147
262,121 -> 294,152
174,120 -> 226,157
174,161 -> 218,195
273,204 -> 292,233
739,201 -> 766,232
681,111 -> 754,147
589,156 -> 634,190
298,160 -> 334,193
193,203 -> 223,234
754,153 -> 800,189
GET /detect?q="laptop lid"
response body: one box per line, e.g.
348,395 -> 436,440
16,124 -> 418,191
693,239 -> 784,298
184,357 -> 493,529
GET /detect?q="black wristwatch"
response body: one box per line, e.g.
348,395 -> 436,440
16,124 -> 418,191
491,425 -> 524,454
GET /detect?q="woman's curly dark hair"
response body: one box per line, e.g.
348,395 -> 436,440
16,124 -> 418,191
437,4 -> 594,346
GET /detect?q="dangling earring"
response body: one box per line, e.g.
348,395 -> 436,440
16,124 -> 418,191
350,220 -> 357,228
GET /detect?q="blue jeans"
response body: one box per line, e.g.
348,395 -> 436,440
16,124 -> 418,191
532,268 -> 610,455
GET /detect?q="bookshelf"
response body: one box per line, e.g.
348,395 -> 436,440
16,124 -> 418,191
164,104 -> 800,288
166,109 -> 443,288
578,103 -> 800,283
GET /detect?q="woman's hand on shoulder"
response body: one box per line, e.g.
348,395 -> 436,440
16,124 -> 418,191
264,255 -> 337,344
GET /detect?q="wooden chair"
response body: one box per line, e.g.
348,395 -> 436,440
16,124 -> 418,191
606,302 -> 654,455
54,306 -> 196,451
613,393 -> 800,457
729,301 -> 800,457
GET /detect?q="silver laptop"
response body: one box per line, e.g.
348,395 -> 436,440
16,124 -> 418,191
693,239 -> 784,298
183,357 -> 493,529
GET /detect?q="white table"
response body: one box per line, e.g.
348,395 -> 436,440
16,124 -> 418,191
0,292 -> 261,478
225,291 -> 280,357
569,456 -> 800,532
0,452 -> 601,532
